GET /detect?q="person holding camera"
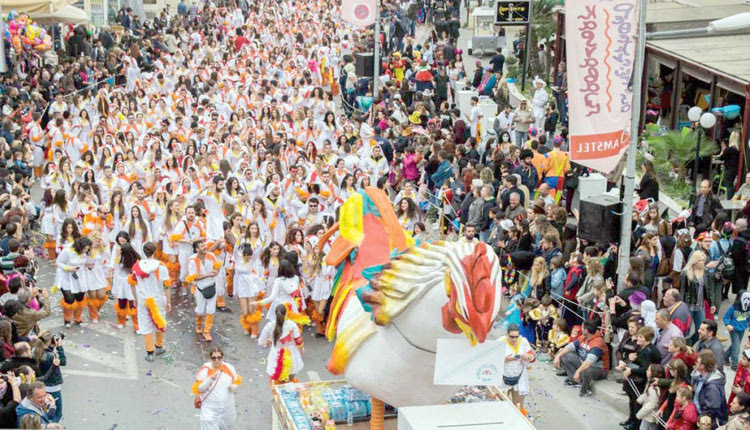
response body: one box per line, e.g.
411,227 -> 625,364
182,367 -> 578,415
10,287 -> 51,340
15,381 -> 61,429
0,370 -> 22,427
32,331 -> 65,423
187,239 -> 220,342
128,242 -> 172,362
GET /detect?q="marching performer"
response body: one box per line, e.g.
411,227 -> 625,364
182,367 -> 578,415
186,239 -> 221,342
129,242 -> 172,362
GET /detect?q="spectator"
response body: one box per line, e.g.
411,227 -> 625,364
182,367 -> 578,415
0,342 -> 37,375
681,250 -> 715,344
15,381 -> 59,428
664,288 -> 693,335
31,332 -> 65,423
620,326 -> 662,430
669,337 -> 699,373
695,320 -> 725,374
10,288 -> 51,339
727,350 -> 750,412
666,386 -> 699,430
553,319 -> 609,397
688,180 -> 721,235
721,392 -> 750,430
692,350 -> 728,428
724,291 -> 750,371
658,309 -> 686,366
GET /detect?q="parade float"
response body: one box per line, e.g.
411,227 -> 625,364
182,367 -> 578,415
271,187 -> 534,429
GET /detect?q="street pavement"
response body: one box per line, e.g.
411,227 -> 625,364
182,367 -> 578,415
34,256 -> 629,429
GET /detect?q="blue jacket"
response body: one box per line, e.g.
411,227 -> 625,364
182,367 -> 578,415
723,305 -> 750,333
693,370 -> 728,426
16,397 -> 55,427
431,160 -> 452,188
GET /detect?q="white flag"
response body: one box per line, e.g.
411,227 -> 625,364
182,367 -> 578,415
341,0 -> 377,27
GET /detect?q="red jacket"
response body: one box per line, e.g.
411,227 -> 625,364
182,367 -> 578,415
728,364 -> 750,407
667,402 -> 698,430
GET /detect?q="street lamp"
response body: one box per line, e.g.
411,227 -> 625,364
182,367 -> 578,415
687,106 -> 717,199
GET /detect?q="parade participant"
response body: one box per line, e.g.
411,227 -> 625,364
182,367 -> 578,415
192,346 -> 241,430
234,244 -> 264,337
111,232 -> 139,330
125,204 -> 152,256
170,205 -> 206,292
305,236 -> 334,336
56,237 -> 92,328
499,323 -> 536,410
261,242 -> 283,296
256,259 -> 309,325
161,199 -> 182,284
83,232 -> 110,323
186,239 -> 221,341
259,305 -> 305,384
128,242 -> 171,362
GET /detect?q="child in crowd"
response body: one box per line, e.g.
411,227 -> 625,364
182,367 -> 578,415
549,256 -> 566,306
666,386 -> 698,430
636,364 -> 665,430
499,284 -> 524,330
519,297 -> 539,345
530,295 -> 557,351
546,318 -> 570,356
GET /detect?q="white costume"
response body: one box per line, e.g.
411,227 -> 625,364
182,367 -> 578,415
131,258 -> 170,335
497,335 -> 534,395
259,319 -> 304,377
193,362 -> 241,430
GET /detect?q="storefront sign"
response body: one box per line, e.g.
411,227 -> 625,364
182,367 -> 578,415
566,0 -> 638,173
495,1 -> 530,25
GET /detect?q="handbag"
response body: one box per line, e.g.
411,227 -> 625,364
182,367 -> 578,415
197,283 -> 216,300
503,374 -> 521,387
193,373 -> 220,409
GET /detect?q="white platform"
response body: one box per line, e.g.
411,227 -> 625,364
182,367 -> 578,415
398,401 -> 536,430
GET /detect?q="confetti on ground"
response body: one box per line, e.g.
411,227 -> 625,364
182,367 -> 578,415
152,408 -> 168,416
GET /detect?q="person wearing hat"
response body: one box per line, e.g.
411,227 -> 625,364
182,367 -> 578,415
513,99 -> 534,147
531,77 -> 549,130
513,149 -> 538,190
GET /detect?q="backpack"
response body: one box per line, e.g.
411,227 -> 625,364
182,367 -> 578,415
716,240 -> 735,279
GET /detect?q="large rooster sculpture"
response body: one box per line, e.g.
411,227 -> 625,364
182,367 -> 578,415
317,187 -> 503,417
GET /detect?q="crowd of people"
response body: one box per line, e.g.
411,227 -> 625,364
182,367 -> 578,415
0,0 -> 748,428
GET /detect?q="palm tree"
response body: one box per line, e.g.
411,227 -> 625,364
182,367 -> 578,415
646,128 -> 717,179
526,0 -> 559,82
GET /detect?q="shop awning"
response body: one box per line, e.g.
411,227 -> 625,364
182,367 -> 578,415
647,35 -> 750,90
31,4 -> 89,24
0,0 -> 73,14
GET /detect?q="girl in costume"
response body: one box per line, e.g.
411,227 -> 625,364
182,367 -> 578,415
234,244 -> 264,338
83,232 -> 110,323
258,305 -> 304,384
260,242 -> 282,296
56,237 -> 92,327
111,232 -> 139,330
305,236 -> 334,336
257,259 -> 309,325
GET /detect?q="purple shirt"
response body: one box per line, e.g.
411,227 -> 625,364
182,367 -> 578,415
657,322 -> 682,366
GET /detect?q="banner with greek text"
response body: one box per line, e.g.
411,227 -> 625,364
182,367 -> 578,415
566,0 -> 638,173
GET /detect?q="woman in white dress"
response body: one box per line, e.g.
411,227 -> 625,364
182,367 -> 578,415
234,244 -> 264,338
304,236 -> 335,336
56,237 -> 91,327
531,77 -> 549,131
499,323 -> 536,409
258,305 -> 305,384
192,346 -> 241,430
111,232 -> 139,330
124,205 -> 152,256
257,259 -> 307,325
83,232 -> 110,323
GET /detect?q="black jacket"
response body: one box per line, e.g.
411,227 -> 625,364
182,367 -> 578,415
638,174 -> 659,201
630,343 -> 662,381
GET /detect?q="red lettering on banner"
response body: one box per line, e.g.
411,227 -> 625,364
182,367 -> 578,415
570,131 -> 630,160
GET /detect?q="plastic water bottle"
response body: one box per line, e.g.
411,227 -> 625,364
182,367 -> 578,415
346,410 -> 353,426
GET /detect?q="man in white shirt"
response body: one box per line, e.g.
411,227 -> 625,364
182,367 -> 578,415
494,105 -> 514,137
